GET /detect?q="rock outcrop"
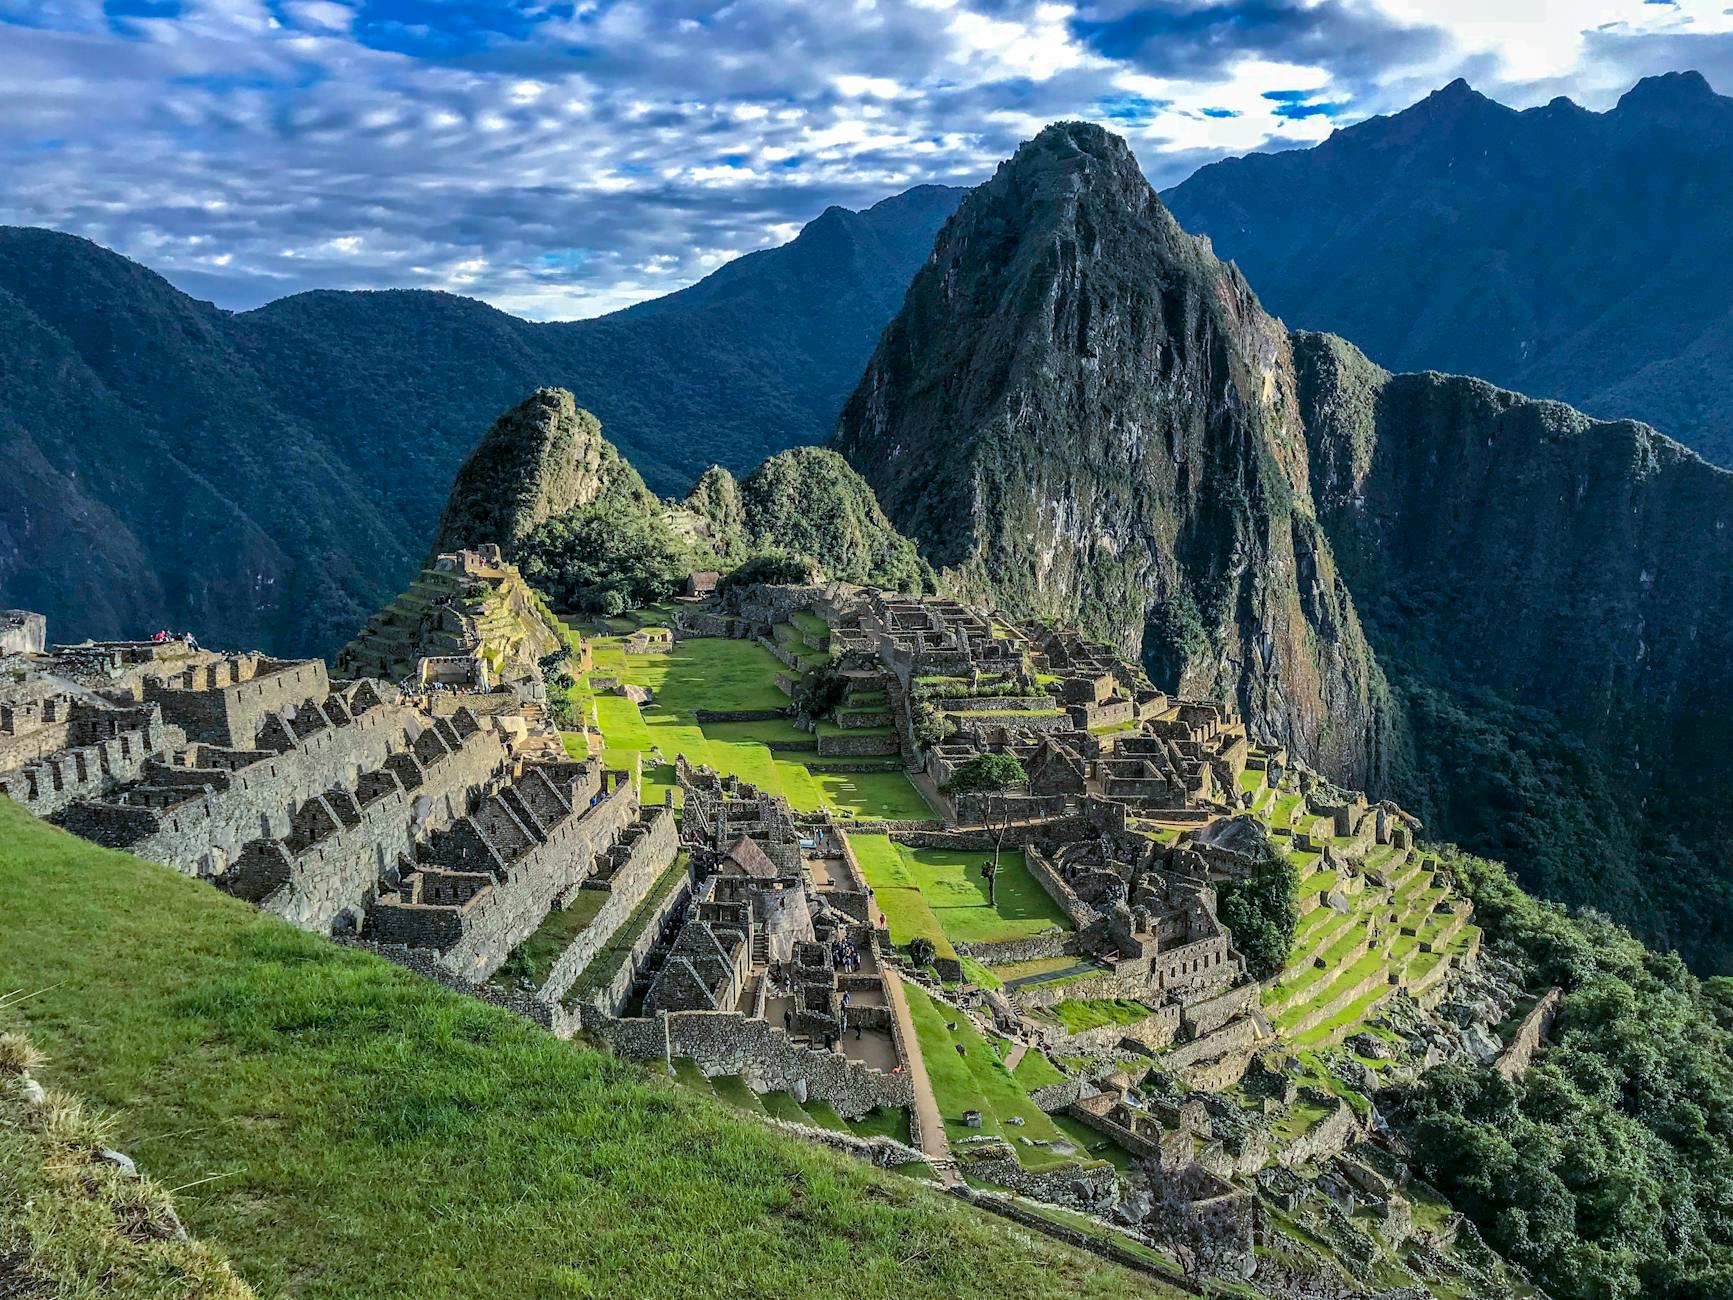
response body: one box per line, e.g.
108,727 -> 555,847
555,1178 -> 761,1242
833,121 -> 1392,787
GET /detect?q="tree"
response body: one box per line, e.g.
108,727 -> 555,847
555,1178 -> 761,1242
909,936 -> 937,969
1215,855 -> 1299,979
944,754 -> 1028,907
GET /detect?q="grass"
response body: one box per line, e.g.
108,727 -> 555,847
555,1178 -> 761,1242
899,983 -> 1090,1171
845,834 -> 1072,950
566,852 -> 690,1002
0,797 -> 1150,1300
569,633 -> 933,821
0,1038 -> 255,1300
491,888 -> 609,988
1033,1000 -> 1157,1034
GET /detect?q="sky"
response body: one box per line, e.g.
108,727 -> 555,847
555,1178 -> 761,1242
2,0 -> 1731,319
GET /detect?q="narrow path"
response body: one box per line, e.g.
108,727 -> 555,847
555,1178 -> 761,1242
1001,1041 -> 1028,1073
881,967 -> 961,1187
1002,962 -> 1100,991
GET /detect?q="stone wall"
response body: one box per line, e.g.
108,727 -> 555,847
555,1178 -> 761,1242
424,777 -> 643,983
570,871 -> 694,1020
0,610 -> 46,656
60,697 -> 425,878
537,806 -> 680,1004
3,712 -> 175,819
955,931 -> 1075,966
1277,1098 -> 1363,1170
591,1010 -> 914,1118
1023,845 -> 1101,928
144,656 -> 329,748
1043,1004 -> 1182,1056
1495,986 -> 1562,1081
961,1156 -> 1119,1213
1180,983 -> 1258,1038
227,724 -> 507,934
815,730 -> 899,757
1163,1015 -> 1260,1071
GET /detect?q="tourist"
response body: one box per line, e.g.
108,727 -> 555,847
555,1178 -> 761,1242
183,631 -> 199,651
150,628 -> 166,643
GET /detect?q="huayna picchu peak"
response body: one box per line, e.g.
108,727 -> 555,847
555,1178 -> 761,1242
9,41 -> 1733,1300
833,118 -> 1394,791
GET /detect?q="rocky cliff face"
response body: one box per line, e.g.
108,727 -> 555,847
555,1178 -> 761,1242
429,388 -> 647,559
833,122 -> 1391,785
1296,331 -> 1733,966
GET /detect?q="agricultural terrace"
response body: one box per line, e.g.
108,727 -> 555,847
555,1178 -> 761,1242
559,612 -> 934,821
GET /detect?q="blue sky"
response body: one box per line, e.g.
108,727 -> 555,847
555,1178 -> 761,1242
2,0 -> 1730,318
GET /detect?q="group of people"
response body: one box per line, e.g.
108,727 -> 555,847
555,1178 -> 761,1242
830,939 -> 864,973
148,629 -> 199,650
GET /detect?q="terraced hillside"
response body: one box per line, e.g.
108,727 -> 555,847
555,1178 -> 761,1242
337,553 -> 562,689
1239,752 -> 1482,1051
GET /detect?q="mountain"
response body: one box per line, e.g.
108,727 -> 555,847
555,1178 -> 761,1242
1164,71 -> 1733,466
0,184 -> 964,657
424,387 -> 931,616
429,388 -> 653,560
835,119 -> 1733,973
1295,331 -> 1733,968
833,121 -> 1393,788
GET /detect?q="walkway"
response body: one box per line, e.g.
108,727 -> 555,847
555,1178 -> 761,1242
881,966 -> 962,1187
1002,1041 -> 1029,1073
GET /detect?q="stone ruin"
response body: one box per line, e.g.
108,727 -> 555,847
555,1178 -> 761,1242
0,614 -> 678,1001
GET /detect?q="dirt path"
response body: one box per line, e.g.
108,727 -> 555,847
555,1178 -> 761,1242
881,967 -> 961,1187
1002,1041 -> 1028,1073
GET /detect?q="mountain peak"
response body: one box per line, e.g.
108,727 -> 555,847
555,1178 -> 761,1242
1616,69 -> 1719,115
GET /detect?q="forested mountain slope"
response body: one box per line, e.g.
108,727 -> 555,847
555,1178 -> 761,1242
0,185 -> 963,656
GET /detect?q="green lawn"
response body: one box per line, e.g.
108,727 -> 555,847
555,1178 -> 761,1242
900,983 -> 1090,1170
0,798 -> 1147,1300
846,835 -> 1071,949
567,633 -> 932,821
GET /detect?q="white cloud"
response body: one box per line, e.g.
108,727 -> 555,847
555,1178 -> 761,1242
0,0 -> 1728,319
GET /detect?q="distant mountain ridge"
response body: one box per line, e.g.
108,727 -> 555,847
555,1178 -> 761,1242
1164,71 -> 1733,466
0,183 -> 965,656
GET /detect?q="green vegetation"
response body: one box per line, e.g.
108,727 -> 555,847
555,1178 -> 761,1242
1216,857 -> 1299,980
568,632 -> 932,819
900,983 -> 1091,1170
1389,846 -> 1733,1300
492,887 -> 608,988
846,833 -> 1070,949
688,447 -> 936,593
0,1031 -> 254,1300
943,752 -> 1029,796
0,798 -> 1146,1300
1032,1000 -> 1156,1034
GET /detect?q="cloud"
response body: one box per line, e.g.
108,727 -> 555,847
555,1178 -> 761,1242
0,0 -> 1727,318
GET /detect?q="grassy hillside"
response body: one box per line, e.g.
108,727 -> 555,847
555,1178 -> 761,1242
0,797 -> 1147,1300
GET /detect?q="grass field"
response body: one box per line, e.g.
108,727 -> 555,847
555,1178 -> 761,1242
0,798 -> 1149,1300
845,833 -> 1071,951
566,629 -> 934,821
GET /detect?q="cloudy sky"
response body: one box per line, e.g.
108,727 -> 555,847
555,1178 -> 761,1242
3,0 -> 1731,319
